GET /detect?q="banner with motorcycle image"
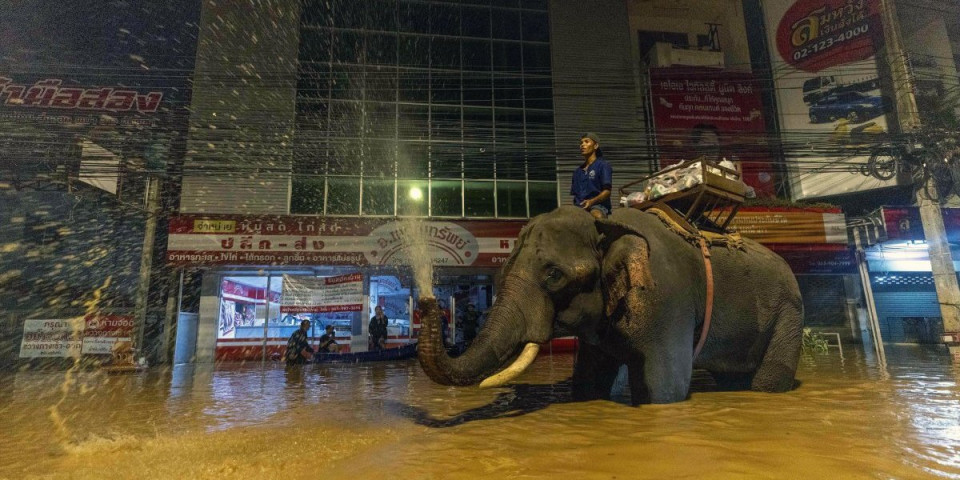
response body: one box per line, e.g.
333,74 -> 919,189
762,0 -> 897,199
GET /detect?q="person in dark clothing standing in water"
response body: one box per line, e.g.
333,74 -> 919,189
369,306 -> 388,351
318,324 -> 340,353
571,132 -> 612,219
285,319 -> 314,366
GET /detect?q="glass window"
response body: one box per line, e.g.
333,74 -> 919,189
522,43 -> 551,74
362,178 -> 395,215
528,181 -> 557,215
497,181 -> 526,217
399,1 -> 430,34
462,73 -> 492,106
397,179 -> 429,215
328,101 -> 362,138
432,180 -> 462,217
365,67 -> 398,103
431,37 -> 460,69
364,139 -> 396,175
218,277 -> 269,340
299,28 -> 332,63
328,138 -> 360,174
463,151 -> 495,179
491,9 -> 521,40
398,104 -> 429,140
291,177 -> 326,214
327,176 -> 361,214
368,0 -> 398,31
431,71 -> 461,105
464,180 -> 495,216
365,102 -> 397,139
497,153 -> 525,180
523,76 -> 552,109
331,65 -> 364,100
333,30 -> 363,64
521,0 -> 548,9
297,71 -> 330,100
432,143 -> 462,178
398,68 -> 430,103
397,142 -> 430,178
431,105 -> 461,141
301,0 -> 333,27
296,105 -> 329,136
521,11 -> 549,42
494,108 -> 524,139
430,3 -> 460,36
333,0 -> 365,29
493,75 -> 523,108
366,34 -> 398,66
399,35 -> 430,68
461,6 -> 491,38
492,41 -> 522,72
293,142 -> 328,175
526,153 -> 556,180
462,39 -> 491,71
491,0 -> 519,7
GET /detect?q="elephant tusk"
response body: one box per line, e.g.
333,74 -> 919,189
478,343 -> 540,389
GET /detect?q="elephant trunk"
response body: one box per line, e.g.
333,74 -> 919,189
417,276 -> 551,386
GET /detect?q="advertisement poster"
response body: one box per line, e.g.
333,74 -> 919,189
19,319 -> 84,358
762,0 -> 895,199
281,273 -> 364,314
80,315 -> 134,355
649,68 -> 777,197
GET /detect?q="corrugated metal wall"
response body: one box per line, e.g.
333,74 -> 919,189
179,0 -> 301,214
549,0 -> 649,209
872,272 -> 943,343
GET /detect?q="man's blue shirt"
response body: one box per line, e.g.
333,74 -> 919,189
571,157 -> 613,210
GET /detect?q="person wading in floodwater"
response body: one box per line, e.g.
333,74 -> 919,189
285,319 -> 314,366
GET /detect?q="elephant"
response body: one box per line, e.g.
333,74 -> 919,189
417,205 -> 803,405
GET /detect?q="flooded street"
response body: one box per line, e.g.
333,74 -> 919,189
2,346 -> 959,480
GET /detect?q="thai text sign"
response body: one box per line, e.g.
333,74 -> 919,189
727,207 -> 848,244
81,315 -> 135,355
19,319 -> 84,358
168,216 -> 524,267
649,69 -> 777,197
280,273 -> 363,313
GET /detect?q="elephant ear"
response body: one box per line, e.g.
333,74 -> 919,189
595,219 -> 654,318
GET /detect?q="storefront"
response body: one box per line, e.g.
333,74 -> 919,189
168,206 -> 858,362
167,215 -> 523,362
857,207 -> 960,344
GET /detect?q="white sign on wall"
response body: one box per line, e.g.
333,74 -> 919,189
280,273 -> 363,313
19,319 -> 84,358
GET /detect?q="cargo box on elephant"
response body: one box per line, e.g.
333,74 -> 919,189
619,156 -> 749,234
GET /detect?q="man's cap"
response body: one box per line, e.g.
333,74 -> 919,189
581,132 -> 600,144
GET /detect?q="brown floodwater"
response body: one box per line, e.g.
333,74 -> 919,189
1,345 -> 958,480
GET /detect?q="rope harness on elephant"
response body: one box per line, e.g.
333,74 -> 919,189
645,208 -> 746,360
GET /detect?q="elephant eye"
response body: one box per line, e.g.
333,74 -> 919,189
546,267 -> 563,281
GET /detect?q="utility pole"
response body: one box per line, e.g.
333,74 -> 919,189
880,0 -> 960,361
133,174 -> 160,364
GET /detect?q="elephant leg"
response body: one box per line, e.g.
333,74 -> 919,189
751,309 -> 803,393
630,343 -> 694,404
572,343 -> 622,401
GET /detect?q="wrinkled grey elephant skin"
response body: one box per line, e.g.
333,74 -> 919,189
417,206 -> 803,405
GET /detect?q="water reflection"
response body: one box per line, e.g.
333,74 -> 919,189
1,345 -> 959,479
